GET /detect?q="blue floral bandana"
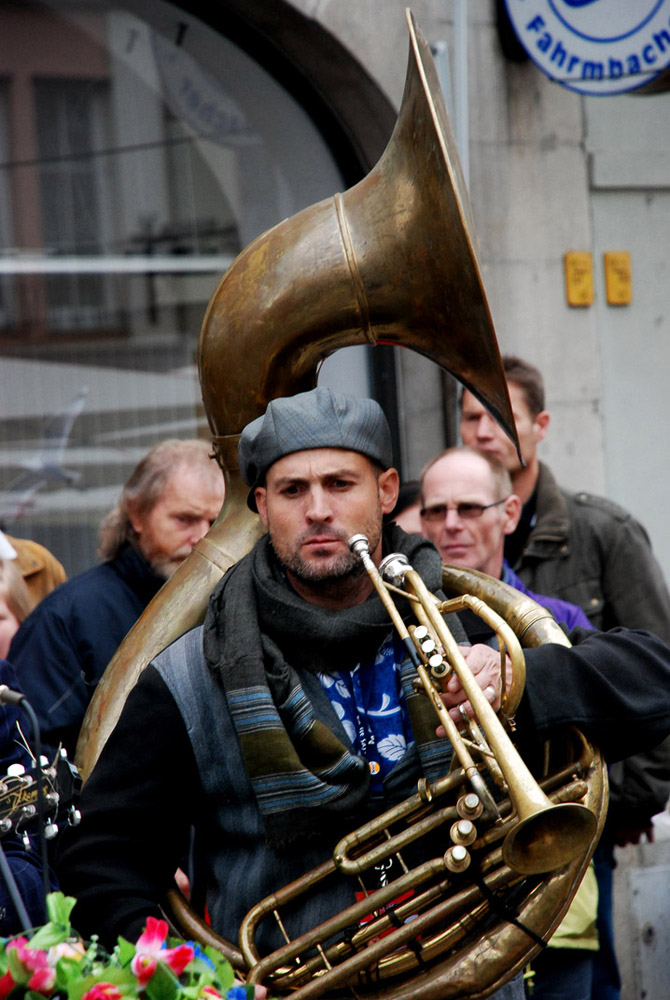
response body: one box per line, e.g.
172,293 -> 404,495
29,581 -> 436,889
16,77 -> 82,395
318,633 -> 412,797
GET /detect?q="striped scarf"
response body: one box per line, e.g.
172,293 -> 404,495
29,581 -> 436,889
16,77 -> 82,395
202,524 -> 463,847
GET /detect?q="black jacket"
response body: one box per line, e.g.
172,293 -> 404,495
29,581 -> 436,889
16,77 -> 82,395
512,462 -> 670,828
513,462 -> 670,640
9,543 -> 164,758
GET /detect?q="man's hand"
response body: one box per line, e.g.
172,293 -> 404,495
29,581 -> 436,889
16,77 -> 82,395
435,644 -> 511,737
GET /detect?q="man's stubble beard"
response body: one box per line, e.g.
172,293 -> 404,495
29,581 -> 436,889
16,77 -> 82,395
269,507 -> 384,600
271,539 -> 367,586
144,548 -> 192,582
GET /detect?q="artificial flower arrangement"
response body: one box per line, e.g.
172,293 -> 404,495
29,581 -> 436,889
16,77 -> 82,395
0,894 -> 267,1000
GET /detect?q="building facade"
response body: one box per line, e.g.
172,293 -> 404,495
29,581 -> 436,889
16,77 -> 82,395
1,0 -> 669,582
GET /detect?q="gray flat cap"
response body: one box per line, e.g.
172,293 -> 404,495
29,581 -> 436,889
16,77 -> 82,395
238,387 -> 393,511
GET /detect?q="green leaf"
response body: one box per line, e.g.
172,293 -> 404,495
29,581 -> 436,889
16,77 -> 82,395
177,988 -> 201,1000
214,961 -> 234,993
28,924 -> 69,950
65,966 -> 137,1000
202,947 -> 222,966
28,893 -> 78,949
7,946 -> 28,983
202,950 -> 234,990
46,893 -> 77,929
114,939 -> 136,969
55,956 -> 87,988
144,962 -> 181,1000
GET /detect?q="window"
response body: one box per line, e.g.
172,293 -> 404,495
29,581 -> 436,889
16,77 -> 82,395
0,1 -> 347,572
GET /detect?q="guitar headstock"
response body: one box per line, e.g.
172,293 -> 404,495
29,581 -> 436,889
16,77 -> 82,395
0,749 -> 81,845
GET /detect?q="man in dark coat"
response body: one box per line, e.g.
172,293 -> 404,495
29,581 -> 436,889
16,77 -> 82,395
9,439 -> 225,757
57,389 -> 670,1000
460,355 -> 670,1000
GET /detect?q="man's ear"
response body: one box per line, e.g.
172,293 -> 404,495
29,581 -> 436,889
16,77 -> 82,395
254,487 -> 269,527
502,494 -> 522,535
378,468 -> 400,514
534,410 -> 550,444
126,500 -> 144,536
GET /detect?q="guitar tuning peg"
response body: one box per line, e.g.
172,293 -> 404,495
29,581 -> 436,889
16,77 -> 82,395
44,823 -> 59,840
21,831 -> 31,851
39,755 -> 49,767
6,764 -> 25,777
68,807 -> 82,827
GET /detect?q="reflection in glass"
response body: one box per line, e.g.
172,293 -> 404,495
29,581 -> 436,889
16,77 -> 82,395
0,1 -> 346,573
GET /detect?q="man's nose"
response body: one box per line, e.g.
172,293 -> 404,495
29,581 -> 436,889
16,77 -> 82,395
443,507 -> 464,529
476,414 -> 497,439
305,487 -> 332,521
190,520 -> 212,545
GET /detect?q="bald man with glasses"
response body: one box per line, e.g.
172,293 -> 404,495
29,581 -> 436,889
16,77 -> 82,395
419,446 -> 591,632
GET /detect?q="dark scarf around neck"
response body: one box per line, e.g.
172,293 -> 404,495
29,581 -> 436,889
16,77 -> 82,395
203,524 -> 457,848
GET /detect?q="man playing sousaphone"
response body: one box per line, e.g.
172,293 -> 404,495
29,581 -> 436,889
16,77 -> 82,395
58,387 -> 670,1000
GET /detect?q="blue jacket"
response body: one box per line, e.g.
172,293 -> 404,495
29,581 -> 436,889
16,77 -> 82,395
9,543 -> 164,758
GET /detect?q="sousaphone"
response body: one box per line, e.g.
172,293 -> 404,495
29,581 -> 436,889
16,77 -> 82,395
77,10 -> 605,999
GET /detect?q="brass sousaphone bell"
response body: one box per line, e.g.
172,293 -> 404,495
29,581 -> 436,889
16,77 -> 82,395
77,9 -> 606,999
76,8 -> 520,773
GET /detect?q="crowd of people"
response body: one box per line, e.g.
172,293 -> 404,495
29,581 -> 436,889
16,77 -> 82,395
0,360 -> 668,1000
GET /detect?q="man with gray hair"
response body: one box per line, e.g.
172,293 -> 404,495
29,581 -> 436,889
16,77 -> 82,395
9,438 -> 224,756
58,388 -> 670,1000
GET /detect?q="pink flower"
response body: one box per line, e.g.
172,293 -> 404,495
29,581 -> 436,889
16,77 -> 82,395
0,937 -> 56,996
131,954 -> 158,988
82,982 -> 123,1000
131,916 -> 194,986
0,970 -> 16,1000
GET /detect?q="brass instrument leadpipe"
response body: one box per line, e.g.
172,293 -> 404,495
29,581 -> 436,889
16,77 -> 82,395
348,534 -> 499,817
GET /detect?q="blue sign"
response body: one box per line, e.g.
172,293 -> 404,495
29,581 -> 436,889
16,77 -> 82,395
503,0 -> 670,95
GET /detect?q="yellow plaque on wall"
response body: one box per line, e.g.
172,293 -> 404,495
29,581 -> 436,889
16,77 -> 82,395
604,252 -> 632,306
564,252 -> 594,307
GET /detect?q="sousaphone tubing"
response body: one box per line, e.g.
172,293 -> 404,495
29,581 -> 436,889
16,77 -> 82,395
77,11 -> 605,1000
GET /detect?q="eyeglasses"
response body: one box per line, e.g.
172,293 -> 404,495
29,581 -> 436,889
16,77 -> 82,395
420,498 -> 508,522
